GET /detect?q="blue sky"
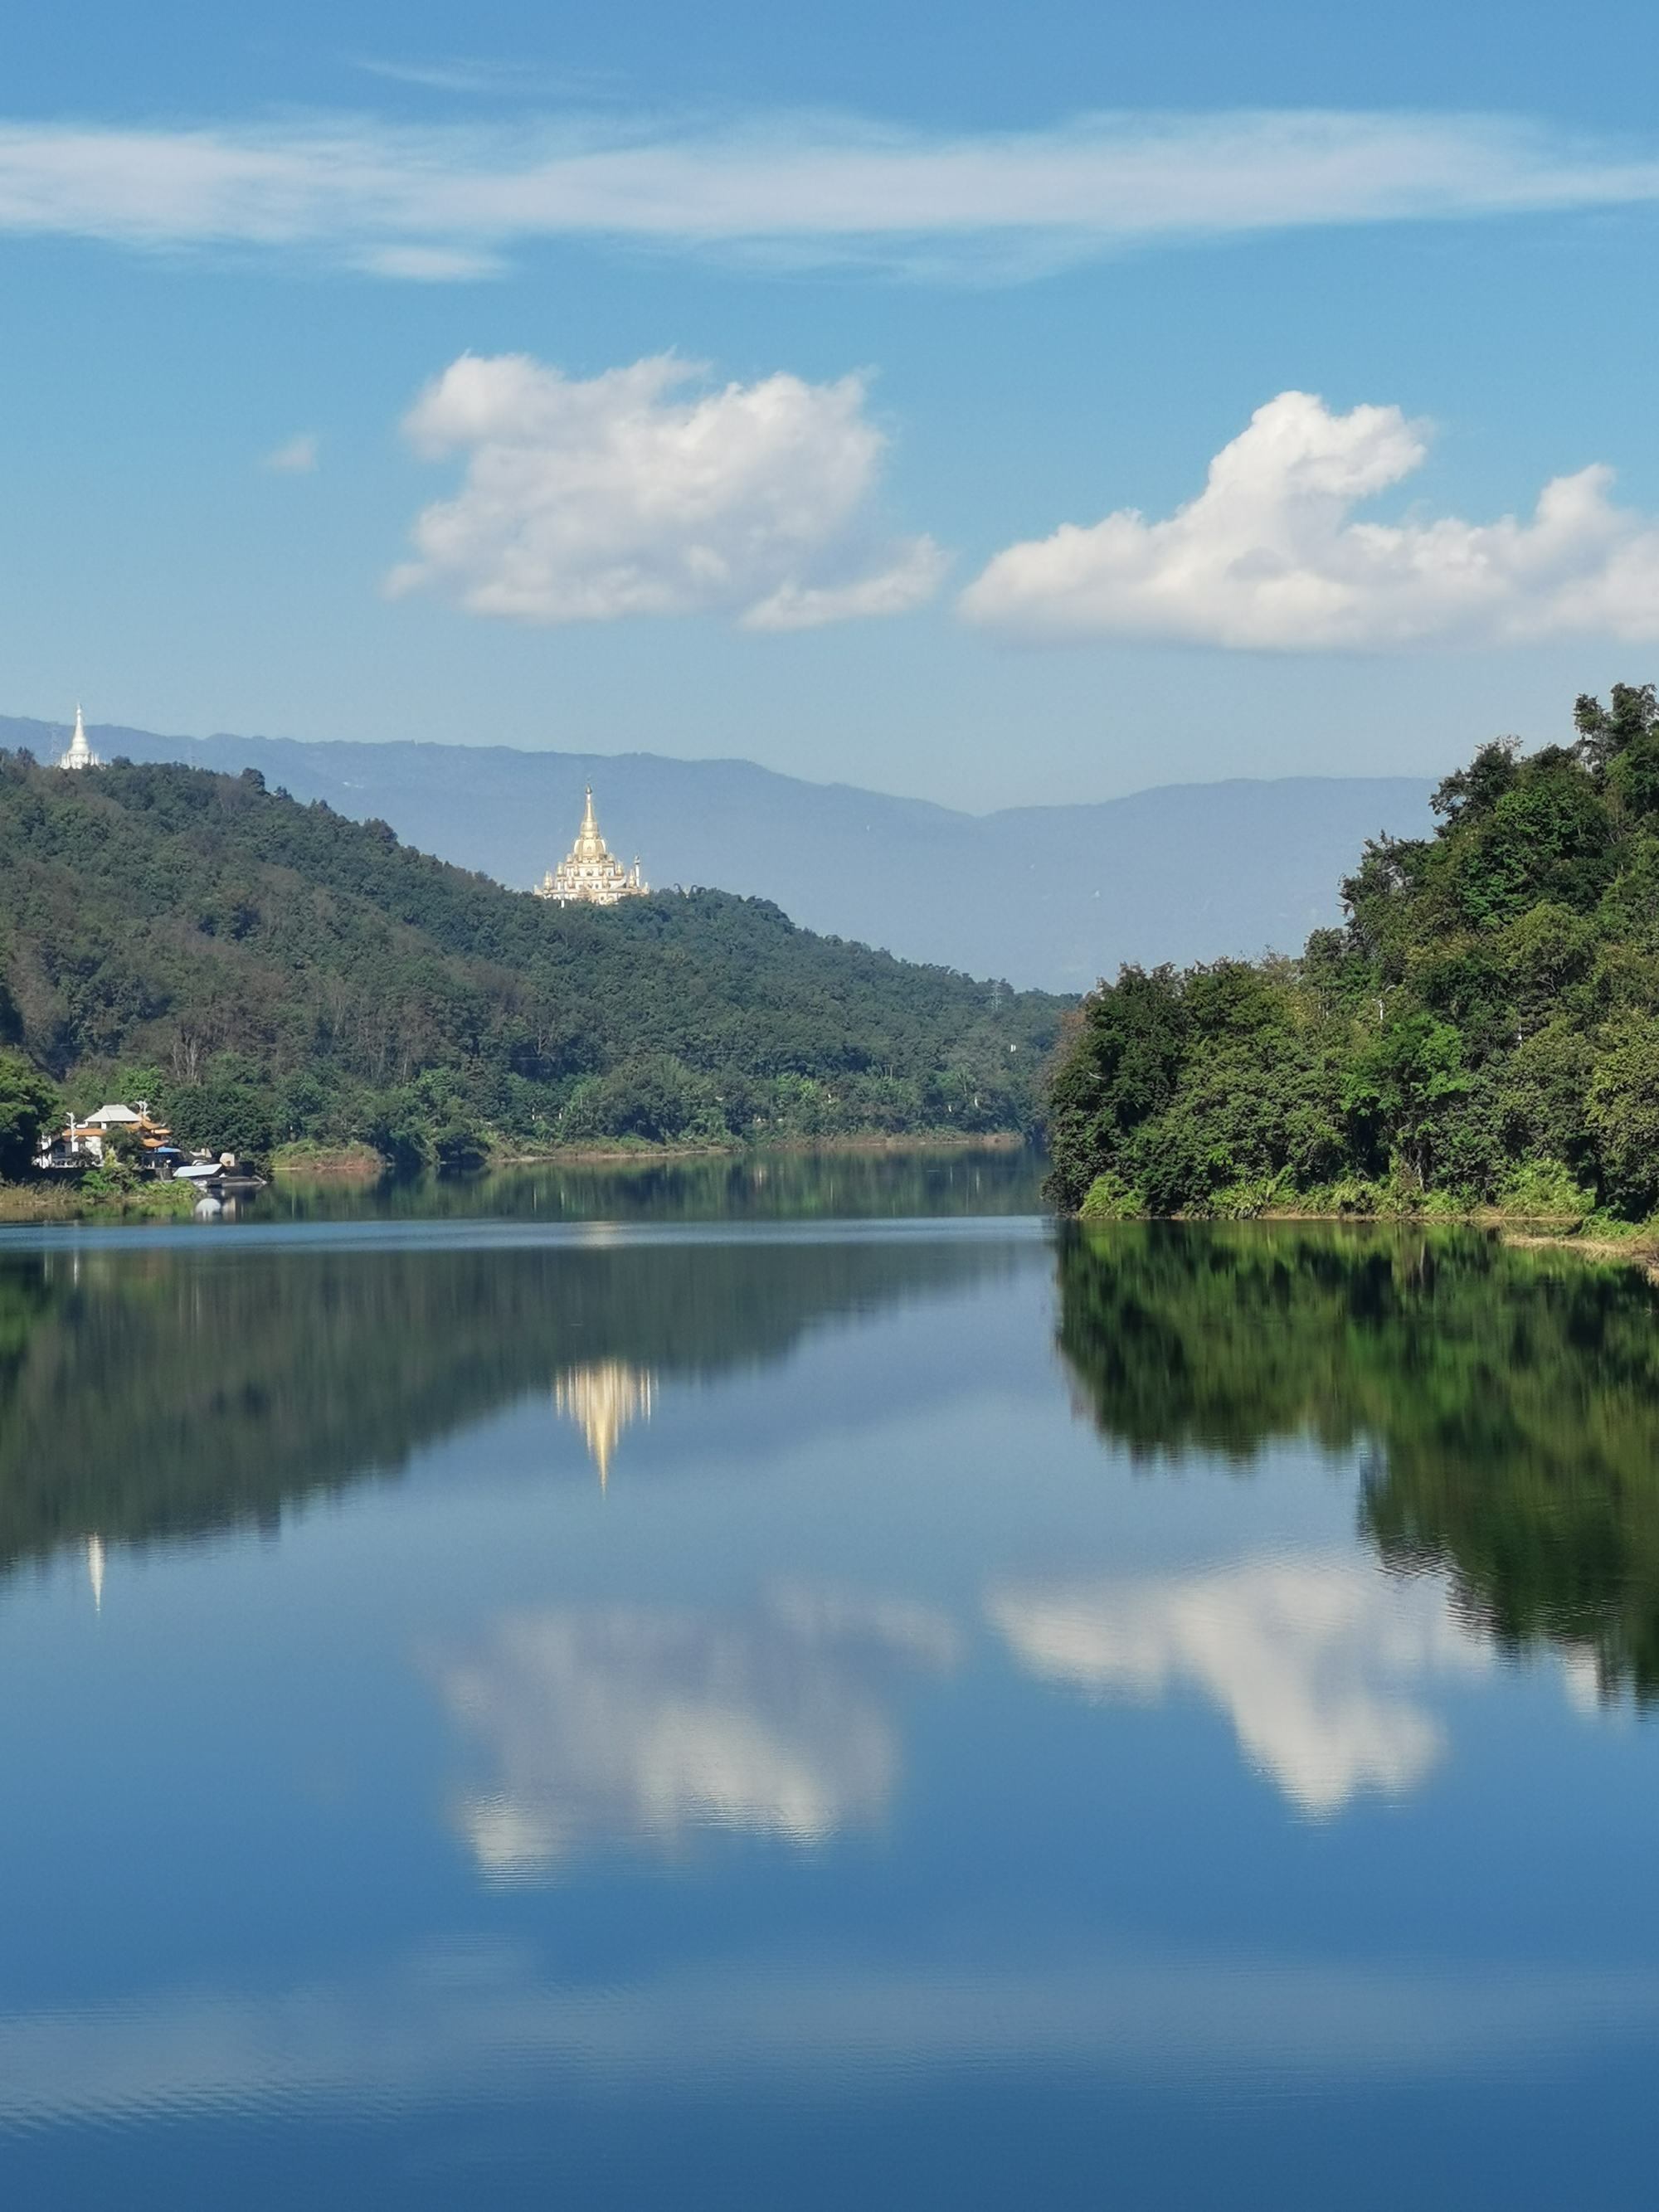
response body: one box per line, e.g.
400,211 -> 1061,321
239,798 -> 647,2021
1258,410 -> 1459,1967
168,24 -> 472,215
5,2 -> 1659,808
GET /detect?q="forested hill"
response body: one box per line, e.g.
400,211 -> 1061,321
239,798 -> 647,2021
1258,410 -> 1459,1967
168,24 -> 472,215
0,712 -> 1434,991
0,753 -> 1061,1164
1047,686 -> 1659,1225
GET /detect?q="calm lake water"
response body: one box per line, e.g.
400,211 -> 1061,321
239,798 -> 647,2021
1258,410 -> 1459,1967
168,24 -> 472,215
2,1159 -> 1657,2208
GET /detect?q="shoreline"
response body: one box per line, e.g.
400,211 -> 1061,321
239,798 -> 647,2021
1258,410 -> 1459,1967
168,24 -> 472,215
1499,1227 -> 1659,1278
2,1131 -> 1034,1222
487,1131 -> 1029,1167
1071,1203 -> 1659,1278
269,1144 -> 384,1180
0,1179 -> 198,1226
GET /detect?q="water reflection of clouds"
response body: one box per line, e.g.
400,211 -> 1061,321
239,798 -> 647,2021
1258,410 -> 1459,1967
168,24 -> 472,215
431,1588 -> 961,1879
990,1553 -> 1492,1816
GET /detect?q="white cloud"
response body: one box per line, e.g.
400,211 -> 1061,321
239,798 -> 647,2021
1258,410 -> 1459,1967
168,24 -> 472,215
1,108 -> 1659,280
387,351 -> 943,630
990,1553 -> 1491,1816
961,391 -> 1659,650
260,430 -> 319,474
430,1587 -> 960,1879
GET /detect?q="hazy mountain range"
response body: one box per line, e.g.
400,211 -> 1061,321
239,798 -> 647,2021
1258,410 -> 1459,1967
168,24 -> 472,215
1,713 -> 1435,990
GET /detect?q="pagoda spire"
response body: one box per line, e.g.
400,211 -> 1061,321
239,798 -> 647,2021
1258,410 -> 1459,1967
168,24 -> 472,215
534,783 -> 649,905
58,704 -> 100,771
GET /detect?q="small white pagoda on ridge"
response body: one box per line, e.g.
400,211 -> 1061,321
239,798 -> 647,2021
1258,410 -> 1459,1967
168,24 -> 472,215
57,705 -> 100,771
534,785 -> 647,906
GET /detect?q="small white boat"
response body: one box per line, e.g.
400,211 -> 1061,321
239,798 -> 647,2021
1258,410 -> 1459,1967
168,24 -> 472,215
173,1155 -> 267,1194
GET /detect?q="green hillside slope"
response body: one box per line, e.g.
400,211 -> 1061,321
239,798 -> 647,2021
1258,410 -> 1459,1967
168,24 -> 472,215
0,752 -> 1060,1164
1046,685 -> 1659,1224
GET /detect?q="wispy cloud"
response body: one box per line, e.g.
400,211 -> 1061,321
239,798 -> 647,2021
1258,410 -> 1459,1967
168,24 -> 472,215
0,107 -> 1657,280
349,56 -> 623,102
351,58 -> 539,96
962,391 -> 1659,650
260,430 -> 319,474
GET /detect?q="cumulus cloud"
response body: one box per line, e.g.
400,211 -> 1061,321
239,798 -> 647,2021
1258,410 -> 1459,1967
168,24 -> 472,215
961,390 -> 1659,650
260,430 -> 319,474
430,1587 -> 961,1879
2,108 -> 1659,280
990,1553 -> 1490,1816
387,351 -> 944,630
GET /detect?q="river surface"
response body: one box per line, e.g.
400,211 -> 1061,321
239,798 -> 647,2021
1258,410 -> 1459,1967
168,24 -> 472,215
1,1159 -> 1657,2207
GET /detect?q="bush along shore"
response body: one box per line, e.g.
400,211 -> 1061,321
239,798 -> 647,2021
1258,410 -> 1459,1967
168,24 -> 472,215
1046,684 -> 1659,1252
0,1169 -> 198,1223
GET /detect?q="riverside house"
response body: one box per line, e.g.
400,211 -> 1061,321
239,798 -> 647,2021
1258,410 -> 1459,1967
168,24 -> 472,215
36,1101 -> 173,1170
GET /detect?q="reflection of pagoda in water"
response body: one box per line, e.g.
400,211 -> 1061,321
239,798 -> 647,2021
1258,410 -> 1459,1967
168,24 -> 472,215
554,1361 -> 656,1489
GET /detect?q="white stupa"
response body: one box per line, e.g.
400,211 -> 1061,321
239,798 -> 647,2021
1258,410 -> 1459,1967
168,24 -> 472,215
57,705 -> 100,771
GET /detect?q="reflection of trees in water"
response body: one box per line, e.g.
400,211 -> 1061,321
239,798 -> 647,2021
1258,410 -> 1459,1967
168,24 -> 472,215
0,1268 -> 53,1399
0,1234 -> 1025,1576
1057,1222 -> 1659,1701
264,1147 -> 1047,1226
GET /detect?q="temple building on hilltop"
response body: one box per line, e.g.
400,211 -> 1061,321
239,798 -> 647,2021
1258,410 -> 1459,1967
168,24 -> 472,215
534,786 -> 648,906
57,705 -> 100,771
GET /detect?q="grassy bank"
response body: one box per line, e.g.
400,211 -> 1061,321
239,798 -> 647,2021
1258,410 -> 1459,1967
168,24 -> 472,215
1072,1171 -> 1659,1276
270,1142 -> 384,1179
0,1175 -> 199,1224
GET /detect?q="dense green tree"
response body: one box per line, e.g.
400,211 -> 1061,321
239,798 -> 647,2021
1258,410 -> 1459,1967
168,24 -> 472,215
1584,1018 -> 1659,1218
1574,680 -> 1659,785
1342,1012 -> 1472,1189
166,1079 -> 275,1160
0,1052 -> 58,1180
1048,686 -> 1659,1223
0,755 -> 1063,1172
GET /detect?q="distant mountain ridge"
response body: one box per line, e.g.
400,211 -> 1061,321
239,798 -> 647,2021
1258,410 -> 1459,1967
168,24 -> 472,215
0,712 -> 1436,990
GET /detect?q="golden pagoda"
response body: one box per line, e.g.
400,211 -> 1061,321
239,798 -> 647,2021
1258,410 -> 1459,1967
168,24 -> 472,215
554,1360 -> 656,1490
534,786 -> 648,906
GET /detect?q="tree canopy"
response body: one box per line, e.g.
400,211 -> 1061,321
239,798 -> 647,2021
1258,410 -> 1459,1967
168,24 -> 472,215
0,753 -> 1061,1167
1047,685 -> 1659,1222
